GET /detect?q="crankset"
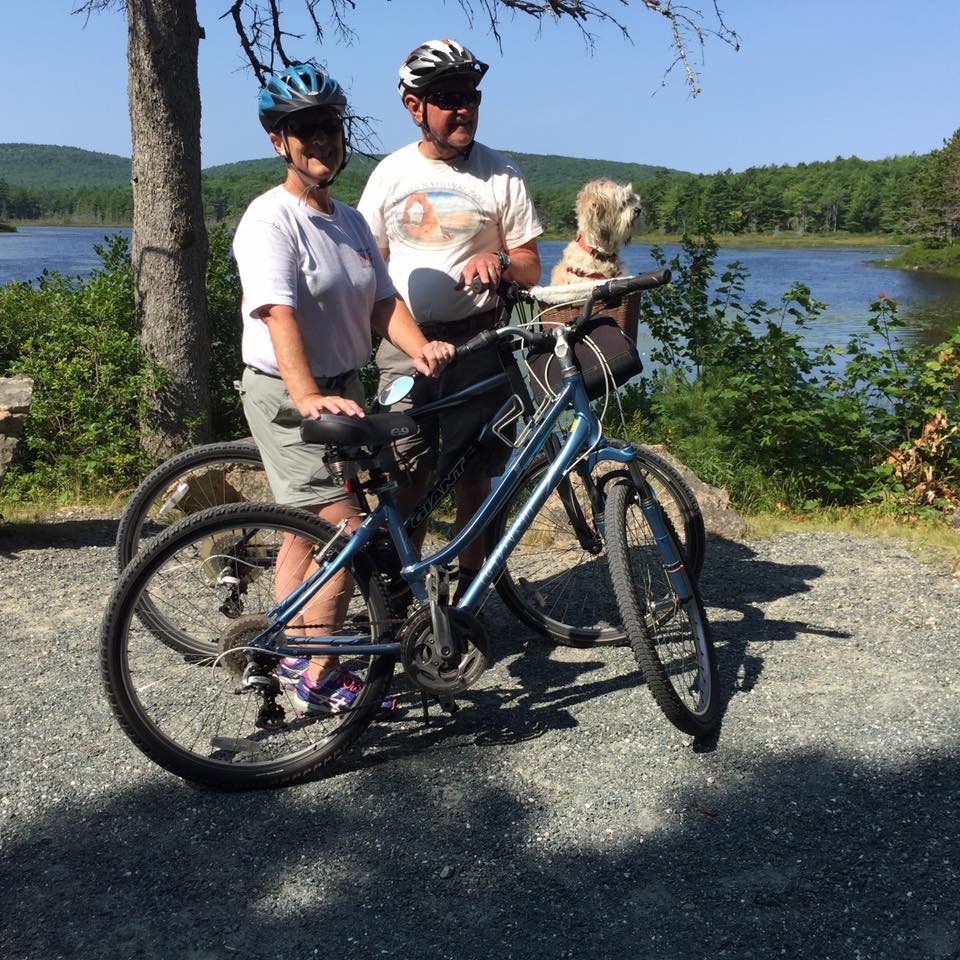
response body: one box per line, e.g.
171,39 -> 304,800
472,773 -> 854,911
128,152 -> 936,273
399,605 -> 489,699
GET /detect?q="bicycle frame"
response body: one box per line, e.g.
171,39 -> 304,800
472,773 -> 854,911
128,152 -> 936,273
266,340 -> 687,658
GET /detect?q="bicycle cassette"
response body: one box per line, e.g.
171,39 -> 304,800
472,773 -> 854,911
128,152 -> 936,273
217,615 -> 275,678
399,606 -> 489,697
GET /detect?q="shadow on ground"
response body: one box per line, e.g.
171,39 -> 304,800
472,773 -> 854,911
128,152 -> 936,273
2,748 -> 956,959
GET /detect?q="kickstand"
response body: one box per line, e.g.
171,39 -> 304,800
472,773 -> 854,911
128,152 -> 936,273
418,692 -> 460,724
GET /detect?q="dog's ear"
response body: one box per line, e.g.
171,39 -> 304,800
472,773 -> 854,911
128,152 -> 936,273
592,193 -> 613,245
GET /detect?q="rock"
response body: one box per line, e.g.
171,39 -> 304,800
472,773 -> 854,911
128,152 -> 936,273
641,444 -> 748,540
0,376 -> 34,486
950,508 -> 960,532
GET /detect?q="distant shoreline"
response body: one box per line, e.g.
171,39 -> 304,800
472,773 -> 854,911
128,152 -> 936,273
4,220 -> 916,262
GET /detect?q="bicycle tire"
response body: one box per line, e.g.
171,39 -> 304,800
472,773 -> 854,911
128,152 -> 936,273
115,441 -> 265,571
101,502 -> 395,790
492,445 -> 705,647
604,482 -> 720,737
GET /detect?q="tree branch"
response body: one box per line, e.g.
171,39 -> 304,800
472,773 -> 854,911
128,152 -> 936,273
223,0 -> 740,101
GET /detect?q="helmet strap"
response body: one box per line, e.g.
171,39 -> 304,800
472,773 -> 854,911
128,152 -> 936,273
279,129 -> 348,196
418,96 -> 474,162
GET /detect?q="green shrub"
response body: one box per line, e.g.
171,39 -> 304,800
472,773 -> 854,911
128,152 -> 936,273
0,235 -> 160,499
626,236 -> 960,512
205,224 -> 245,440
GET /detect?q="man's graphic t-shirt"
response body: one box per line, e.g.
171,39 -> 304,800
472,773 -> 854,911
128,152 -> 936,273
358,142 -> 542,325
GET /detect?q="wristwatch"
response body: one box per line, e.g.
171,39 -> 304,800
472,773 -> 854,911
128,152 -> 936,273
496,250 -> 511,271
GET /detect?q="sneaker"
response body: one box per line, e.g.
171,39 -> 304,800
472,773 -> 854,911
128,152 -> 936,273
275,656 -> 308,688
292,668 -> 363,715
291,667 -> 398,717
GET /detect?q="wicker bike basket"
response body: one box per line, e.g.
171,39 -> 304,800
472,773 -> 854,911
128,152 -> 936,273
535,290 -> 641,341
523,279 -> 644,402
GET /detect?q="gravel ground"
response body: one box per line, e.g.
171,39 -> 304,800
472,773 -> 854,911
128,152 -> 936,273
1,519 -> 959,960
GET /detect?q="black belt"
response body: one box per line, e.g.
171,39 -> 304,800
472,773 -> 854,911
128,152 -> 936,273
419,309 -> 498,340
245,365 -> 354,390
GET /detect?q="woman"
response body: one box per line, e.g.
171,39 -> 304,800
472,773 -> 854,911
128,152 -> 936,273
233,63 -> 453,715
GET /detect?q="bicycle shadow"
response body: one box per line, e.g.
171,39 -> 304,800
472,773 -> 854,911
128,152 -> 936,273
0,517 -> 120,558
347,534 -> 844,769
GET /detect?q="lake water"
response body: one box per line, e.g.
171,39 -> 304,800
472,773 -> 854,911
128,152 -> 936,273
2,227 -> 959,356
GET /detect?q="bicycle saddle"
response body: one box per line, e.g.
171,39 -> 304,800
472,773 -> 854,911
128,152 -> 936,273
300,412 -> 419,447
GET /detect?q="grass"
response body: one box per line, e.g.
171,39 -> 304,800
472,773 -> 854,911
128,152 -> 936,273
635,232 -> 902,249
0,490 -> 129,523
880,240 -> 960,280
744,504 -> 960,575
538,230 -> 904,248
4,487 -> 956,579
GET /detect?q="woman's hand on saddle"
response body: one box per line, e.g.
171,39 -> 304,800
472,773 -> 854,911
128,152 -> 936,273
413,339 -> 455,378
296,392 -> 366,420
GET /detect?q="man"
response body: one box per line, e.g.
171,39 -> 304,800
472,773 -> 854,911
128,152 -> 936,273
359,39 -> 543,602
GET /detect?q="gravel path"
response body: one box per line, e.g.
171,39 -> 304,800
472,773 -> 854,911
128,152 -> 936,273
1,520 -> 958,960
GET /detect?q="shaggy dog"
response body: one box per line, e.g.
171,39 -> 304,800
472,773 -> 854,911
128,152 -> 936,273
550,178 -> 642,286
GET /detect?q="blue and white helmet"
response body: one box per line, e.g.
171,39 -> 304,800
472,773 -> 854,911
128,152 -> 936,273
398,39 -> 488,98
258,63 -> 348,132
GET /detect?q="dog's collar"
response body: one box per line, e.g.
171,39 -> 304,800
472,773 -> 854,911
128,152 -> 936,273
576,235 -> 617,262
566,265 -> 608,280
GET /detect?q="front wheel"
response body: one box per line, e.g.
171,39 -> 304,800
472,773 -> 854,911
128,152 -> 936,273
604,482 -> 720,737
100,502 -> 395,790
492,444 -> 705,647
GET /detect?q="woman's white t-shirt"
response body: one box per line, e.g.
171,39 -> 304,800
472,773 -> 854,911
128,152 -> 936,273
233,186 -> 396,378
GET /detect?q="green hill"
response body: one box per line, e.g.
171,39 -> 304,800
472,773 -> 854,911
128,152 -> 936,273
0,143 -> 132,188
2,141 -> 676,198
203,150 -> 672,187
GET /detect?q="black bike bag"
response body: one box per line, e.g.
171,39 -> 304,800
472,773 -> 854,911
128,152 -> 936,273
526,315 -> 642,402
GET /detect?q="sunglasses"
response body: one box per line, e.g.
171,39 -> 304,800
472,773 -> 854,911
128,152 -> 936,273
284,115 -> 343,141
427,89 -> 482,111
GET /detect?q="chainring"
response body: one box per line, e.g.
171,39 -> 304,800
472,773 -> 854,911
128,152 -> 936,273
217,614 -> 275,678
399,606 -> 490,697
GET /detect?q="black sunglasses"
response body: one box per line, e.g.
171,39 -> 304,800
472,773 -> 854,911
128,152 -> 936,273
284,115 -> 343,140
427,89 -> 482,111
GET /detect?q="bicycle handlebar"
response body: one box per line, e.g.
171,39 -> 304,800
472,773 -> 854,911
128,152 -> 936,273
596,268 -> 672,301
453,267 -> 673,360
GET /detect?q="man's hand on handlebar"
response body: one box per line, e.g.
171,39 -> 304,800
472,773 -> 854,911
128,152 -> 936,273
455,251 -> 504,293
412,339 -> 455,378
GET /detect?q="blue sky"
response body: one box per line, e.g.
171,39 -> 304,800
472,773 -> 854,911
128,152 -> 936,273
2,1 -> 957,173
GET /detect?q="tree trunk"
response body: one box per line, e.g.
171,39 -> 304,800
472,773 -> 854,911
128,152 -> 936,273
126,0 -> 210,458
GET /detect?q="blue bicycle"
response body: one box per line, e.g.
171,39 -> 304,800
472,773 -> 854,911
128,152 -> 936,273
100,270 -> 720,789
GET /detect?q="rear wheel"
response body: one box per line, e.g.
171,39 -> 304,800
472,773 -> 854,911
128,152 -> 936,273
604,482 -> 719,736
100,502 -> 395,789
493,445 -> 704,647
116,441 -> 267,570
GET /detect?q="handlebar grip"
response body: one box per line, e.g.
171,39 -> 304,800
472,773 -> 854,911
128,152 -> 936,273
601,269 -> 672,300
454,329 -> 499,360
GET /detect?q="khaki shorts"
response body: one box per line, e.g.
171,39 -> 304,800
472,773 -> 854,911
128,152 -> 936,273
239,366 -> 365,507
376,332 -> 514,478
